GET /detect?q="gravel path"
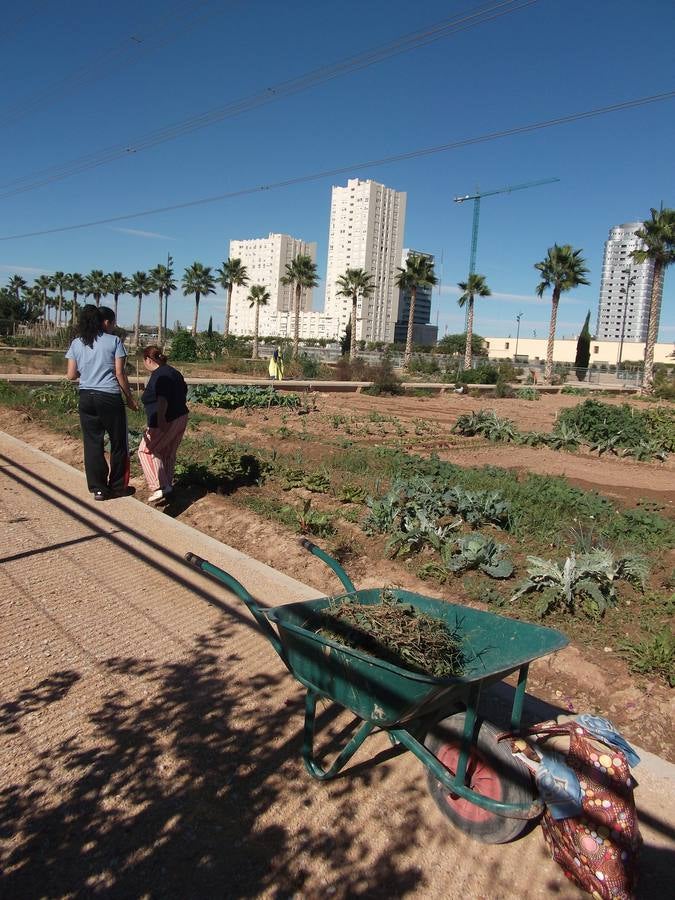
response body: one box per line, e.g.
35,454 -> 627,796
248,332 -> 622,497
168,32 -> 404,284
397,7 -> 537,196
1,431 -> 673,898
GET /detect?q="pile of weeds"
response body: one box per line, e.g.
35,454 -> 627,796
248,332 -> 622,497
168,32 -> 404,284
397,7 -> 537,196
317,589 -> 464,677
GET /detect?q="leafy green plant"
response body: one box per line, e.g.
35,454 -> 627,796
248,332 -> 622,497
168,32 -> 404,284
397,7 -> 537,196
303,472 -> 331,493
170,331 -> 198,361
511,549 -> 646,618
494,377 -> 515,399
29,382 -> 79,413
557,399 -> 673,456
561,386 -> 590,396
621,627 -> 674,686
515,431 -> 548,447
545,422 -> 583,452
516,387 -> 540,401
174,446 -> 265,491
442,534 -> 514,578
338,483 -> 368,503
188,384 -> 301,410
286,498 -> 335,536
452,410 -> 517,443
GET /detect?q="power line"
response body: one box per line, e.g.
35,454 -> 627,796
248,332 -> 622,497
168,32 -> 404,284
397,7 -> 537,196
0,0 -> 232,128
0,0 -> 538,199
2,89 -> 672,242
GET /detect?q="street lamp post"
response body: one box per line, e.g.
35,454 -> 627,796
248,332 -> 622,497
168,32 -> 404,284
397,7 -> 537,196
617,267 -> 636,370
514,312 -> 523,359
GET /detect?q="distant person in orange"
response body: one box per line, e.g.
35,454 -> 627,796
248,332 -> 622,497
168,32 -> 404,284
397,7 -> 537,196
137,346 -> 188,504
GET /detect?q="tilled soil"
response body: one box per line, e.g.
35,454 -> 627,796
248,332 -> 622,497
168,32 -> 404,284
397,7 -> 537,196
0,391 -> 673,761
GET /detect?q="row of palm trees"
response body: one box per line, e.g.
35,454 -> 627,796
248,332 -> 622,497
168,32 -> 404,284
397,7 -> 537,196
6,208 -> 672,389
7,258 -> 251,349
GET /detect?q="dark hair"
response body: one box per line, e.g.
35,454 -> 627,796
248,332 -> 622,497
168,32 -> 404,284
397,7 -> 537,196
99,306 -> 115,324
143,345 -> 167,365
77,305 -> 103,348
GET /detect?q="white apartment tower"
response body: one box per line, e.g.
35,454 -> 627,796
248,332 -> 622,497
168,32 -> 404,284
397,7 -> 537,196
596,223 -> 655,342
324,178 -> 407,342
228,233 -> 317,335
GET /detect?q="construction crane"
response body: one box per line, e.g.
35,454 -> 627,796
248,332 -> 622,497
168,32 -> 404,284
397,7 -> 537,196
454,177 -> 560,328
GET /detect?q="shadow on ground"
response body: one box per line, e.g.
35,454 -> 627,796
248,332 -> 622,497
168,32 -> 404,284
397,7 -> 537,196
0,620 -> 429,898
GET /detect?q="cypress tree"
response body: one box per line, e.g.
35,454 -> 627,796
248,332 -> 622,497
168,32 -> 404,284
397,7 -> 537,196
207,315 -> 213,338
574,310 -> 591,381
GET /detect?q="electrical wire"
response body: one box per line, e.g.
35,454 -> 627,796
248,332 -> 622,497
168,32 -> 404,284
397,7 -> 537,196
2,89 -> 672,242
0,0 -> 232,128
0,0 -> 538,199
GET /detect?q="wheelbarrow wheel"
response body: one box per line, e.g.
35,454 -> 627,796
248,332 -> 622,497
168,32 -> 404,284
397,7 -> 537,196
424,712 -> 535,844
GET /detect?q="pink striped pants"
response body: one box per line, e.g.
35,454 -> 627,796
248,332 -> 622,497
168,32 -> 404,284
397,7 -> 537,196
137,414 -> 188,492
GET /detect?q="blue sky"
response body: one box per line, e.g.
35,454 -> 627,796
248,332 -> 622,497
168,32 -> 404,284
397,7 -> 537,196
1,0 -> 673,342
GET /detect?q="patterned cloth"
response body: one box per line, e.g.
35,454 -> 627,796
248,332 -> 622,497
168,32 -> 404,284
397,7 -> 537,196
504,719 -> 641,900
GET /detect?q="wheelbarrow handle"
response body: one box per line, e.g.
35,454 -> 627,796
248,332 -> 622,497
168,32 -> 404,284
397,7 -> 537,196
184,552 -> 285,660
298,539 -> 356,594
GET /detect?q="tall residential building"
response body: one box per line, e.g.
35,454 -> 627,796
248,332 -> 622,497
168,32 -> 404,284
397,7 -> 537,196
323,178 -> 406,342
393,248 -> 438,346
596,223 -> 655,342
228,233 -> 317,335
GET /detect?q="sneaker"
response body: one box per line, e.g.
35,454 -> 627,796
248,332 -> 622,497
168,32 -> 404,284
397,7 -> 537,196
93,489 -> 108,501
109,486 -> 136,498
148,488 -> 166,504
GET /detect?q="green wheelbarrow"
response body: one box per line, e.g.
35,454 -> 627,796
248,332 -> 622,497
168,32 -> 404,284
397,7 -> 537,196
186,540 -> 568,844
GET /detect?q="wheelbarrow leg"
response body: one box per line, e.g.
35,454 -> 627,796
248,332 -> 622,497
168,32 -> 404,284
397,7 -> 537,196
302,690 -> 375,780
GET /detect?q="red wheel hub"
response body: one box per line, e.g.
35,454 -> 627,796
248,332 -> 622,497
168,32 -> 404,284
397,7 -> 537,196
435,741 -> 503,823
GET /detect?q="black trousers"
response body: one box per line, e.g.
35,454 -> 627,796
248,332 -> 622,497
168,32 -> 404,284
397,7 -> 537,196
78,390 -> 129,492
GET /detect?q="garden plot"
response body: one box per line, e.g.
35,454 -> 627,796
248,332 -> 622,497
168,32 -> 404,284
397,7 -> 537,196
0,381 -> 673,759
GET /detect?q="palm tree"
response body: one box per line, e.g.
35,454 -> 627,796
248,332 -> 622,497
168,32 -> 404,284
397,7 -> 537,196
66,273 -> 85,323
395,253 -> 438,368
149,263 -> 176,346
217,258 -> 249,338
247,284 -> 270,359
281,255 -> 319,359
631,207 -> 675,393
52,271 -> 67,327
8,274 -> 27,303
182,262 -> 216,336
457,274 -> 491,370
335,268 -> 376,360
163,255 -> 175,334
84,270 -> 108,307
535,244 -> 590,383
107,272 -> 128,322
128,271 -> 152,348
34,275 -> 52,327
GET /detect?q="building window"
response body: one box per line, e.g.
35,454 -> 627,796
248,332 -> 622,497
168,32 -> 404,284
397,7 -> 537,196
504,342 -> 510,349
593,345 -> 599,354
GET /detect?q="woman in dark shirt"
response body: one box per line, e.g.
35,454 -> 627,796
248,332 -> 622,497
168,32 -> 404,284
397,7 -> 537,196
137,345 -> 188,503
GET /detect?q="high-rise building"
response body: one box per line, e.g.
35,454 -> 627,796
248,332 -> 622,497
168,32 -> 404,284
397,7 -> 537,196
596,223 -> 655,342
393,248 -> 438,346
323,178 -> 406,342
228,233 -> 317,335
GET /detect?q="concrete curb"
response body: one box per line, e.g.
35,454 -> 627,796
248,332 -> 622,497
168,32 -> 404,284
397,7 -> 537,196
0,429 -> 321,603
